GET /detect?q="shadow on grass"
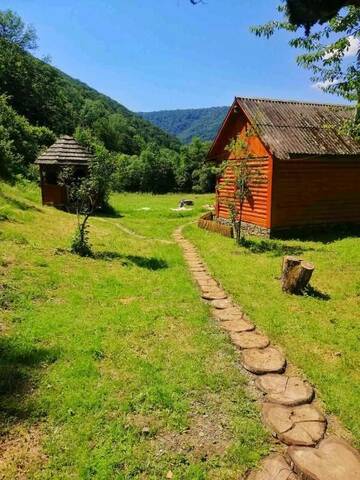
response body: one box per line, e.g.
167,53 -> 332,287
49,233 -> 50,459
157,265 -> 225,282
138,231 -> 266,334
0,337 -> 58,420
94,252 -> 168,270
303,284 -> 331,301
95,204 -> 123,219
0,191 -> 42,213
238,238 -> 313,257
275,224 -> 360,244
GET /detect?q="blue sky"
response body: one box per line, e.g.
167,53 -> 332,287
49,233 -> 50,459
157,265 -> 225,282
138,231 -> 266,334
3,0 -> 347,111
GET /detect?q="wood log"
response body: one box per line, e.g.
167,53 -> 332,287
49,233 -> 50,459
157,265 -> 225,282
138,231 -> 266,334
296,261 -> 315,293
281,256 -> 314,294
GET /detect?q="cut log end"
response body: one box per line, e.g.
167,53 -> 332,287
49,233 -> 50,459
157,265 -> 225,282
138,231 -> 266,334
281,256 -> 314,294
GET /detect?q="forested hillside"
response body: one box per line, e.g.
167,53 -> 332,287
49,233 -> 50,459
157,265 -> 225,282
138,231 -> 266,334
0,9 -> 215,194
139,106 -> 228,143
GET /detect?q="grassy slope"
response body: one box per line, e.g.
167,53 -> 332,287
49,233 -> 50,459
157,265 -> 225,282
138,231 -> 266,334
184,225 -> 360,446
0,183 -> 269,479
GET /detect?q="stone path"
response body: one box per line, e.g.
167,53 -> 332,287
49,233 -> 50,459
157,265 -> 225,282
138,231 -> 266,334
172,226 -> 360,480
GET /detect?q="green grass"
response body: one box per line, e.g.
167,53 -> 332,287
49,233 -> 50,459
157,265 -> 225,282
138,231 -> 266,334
184,224 -> 360,447
0,183 -> 269,479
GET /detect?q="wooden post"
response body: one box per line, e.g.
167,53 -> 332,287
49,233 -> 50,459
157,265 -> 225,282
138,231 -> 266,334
281,256 -> 314,294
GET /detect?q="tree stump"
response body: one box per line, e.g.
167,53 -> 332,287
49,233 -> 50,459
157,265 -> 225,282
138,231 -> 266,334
281,256 -> 314,294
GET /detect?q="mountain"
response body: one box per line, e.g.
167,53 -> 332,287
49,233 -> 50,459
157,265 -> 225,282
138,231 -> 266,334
139,106 -> 229,143
0,37 -> 180,158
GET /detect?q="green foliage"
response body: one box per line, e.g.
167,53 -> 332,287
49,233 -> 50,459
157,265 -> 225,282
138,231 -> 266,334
252,4 -> 360,133
0,95 -> 55,179
139,106 -> 228,143
176,137 -> 215,192
221,137 -> 262,244
0,8 -> 180,183
112,138 -> 214,194
0,9 -> 37,51
286,0 -> 358,33
59,130 -> 114,256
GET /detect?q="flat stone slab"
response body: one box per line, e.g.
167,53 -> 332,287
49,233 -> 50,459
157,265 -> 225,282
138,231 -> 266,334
287,437 -> 360,480
262,403 -> 326,446
201,289 -> 227,300
211,299 -> 233,309
256,374 -> 314,406
230,331 -> 270,349
247,455 -> 298,480
241,347 -> 286,374
220,318 -> 255,333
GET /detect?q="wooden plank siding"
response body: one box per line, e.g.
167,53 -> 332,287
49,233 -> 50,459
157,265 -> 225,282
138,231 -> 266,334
271,158 -> 360,228
213,108 -> 273,229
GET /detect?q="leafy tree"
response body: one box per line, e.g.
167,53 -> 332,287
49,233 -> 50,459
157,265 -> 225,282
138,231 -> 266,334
0,95 -> 55,178
0,9 -> 37,51
59,128 -> 115,257
285,1 -> 360,33
176,138 -> 213,192
251,4 -> 360,135
220,136 -> 263,244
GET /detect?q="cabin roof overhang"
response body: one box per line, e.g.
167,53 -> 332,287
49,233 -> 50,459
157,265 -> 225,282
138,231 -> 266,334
35,135 -> 93,167
207,96 -> 360,161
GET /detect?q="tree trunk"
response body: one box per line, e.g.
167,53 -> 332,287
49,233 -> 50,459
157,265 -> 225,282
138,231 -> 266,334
281,256 -> 314,294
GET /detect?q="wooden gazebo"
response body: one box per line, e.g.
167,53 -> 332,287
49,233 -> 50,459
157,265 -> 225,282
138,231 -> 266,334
35,135 -> 93,207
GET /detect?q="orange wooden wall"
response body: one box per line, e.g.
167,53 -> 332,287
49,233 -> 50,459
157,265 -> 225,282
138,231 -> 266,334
214,109 -> 273,228
271,158 -> 360,228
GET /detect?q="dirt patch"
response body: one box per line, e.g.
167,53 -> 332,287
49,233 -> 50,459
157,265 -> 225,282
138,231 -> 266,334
127,394 -> 232,462
0,423 -> 47,479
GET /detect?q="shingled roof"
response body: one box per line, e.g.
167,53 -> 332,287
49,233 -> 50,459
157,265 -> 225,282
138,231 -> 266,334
211,97 -> 360,160
35,135 -> 93,166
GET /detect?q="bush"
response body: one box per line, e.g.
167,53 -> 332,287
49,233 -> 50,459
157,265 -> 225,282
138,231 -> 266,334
0,95 -> 55,179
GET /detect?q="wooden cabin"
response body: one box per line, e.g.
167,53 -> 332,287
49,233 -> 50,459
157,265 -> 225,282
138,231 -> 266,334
35,135 -> 92,207
207,97 -> 360,237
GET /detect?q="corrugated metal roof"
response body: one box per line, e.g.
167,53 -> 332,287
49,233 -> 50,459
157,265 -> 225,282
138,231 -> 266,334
35,135 -> 93,166
236,97 -> 360,159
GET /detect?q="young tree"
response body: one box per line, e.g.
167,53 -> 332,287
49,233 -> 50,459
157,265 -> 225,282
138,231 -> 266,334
220,136 -> 263,244
59,129 -> 114,257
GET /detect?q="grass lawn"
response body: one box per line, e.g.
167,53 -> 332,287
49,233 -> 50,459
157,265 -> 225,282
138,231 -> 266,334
184,223 -> 360,447
0,183 -> 269,479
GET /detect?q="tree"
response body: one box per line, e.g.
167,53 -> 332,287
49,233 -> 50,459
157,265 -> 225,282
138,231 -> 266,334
59,128 -> 115,257
220,136 -> 263,244
251,4 -> 360,136
176,138 -> 214,193
0,95 -> 55,179
0,9 -> 37,51
286,0 -> 360,33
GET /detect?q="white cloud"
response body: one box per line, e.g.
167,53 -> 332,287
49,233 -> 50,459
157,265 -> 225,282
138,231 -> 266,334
312,79 -> 337,90
344,35 -> 360,57
324,35 -> 360,60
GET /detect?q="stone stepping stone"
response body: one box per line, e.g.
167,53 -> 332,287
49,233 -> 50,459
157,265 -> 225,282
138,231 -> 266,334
262,403 -> 326,446
256,374 -> 314,407
247,455 -> 298,480
220,318 -> 255,333
211,299 -> 233,309
287,437 -> 360,480
241,347 -> 286,374
202,289 -> 228,300
230,331 -> 270,349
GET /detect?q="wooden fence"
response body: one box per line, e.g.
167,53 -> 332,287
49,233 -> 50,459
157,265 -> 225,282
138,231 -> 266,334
198,212 -> 233,238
